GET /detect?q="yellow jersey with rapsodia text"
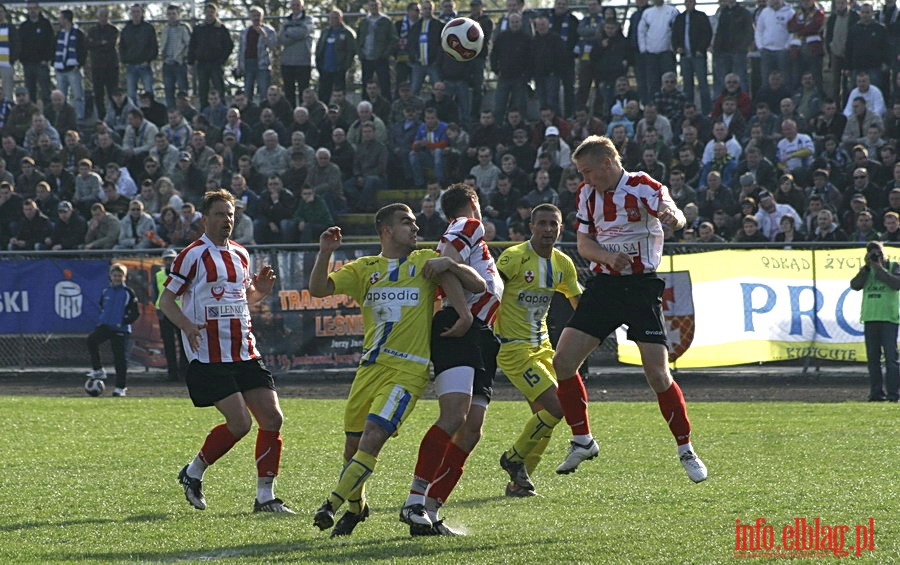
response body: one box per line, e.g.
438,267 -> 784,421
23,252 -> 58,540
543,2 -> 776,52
329,249 -> 440,377
493,242 -> 582,347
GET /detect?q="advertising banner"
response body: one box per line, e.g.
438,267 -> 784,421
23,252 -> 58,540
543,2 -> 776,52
0,259 -> 109,334
4,247 -> 892,371
616,248 -> 893,368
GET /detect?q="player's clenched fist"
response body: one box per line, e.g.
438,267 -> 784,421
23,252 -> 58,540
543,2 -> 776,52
319,226 -> 343,252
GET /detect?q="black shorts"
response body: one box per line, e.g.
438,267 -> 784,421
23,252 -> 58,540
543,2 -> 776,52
431,307 -> 499,401
185,358 -> 276,407
567,273 -> 668,345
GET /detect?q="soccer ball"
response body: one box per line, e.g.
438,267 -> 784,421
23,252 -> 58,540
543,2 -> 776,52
84,378 -> 105,397
441,17 -> 484,62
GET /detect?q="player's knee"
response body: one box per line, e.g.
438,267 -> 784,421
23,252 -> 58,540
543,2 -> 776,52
259,409 -> 284,431
455,422 -> 483,452
227,417 -> 253,439
644,368 -> 673,393
436,412 -> 467,435
542,394 -> 564,419
553,356 -> 578,380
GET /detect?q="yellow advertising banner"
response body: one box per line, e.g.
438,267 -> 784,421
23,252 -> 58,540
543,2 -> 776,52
616,248 -> 898,368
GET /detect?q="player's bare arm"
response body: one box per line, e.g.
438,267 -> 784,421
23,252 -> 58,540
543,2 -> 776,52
658,204 -> 686,230
247,265 -> 277,304
431,258 -> 486,338
423,256 -> 486,293
576,231 -> 632,272
437,272 -> 474,337
159,289 -> 205,352
309,227 -> 342,297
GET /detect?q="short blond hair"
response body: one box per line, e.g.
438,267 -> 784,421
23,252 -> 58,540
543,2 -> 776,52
109,263 -> 127,277
572,135 -> 621,167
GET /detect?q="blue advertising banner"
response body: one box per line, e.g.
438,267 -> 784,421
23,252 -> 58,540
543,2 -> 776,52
0,259 -> 110,334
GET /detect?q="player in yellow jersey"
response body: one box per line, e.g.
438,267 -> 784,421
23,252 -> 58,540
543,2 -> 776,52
493,204 -> 582,497
309,203 -> 485,537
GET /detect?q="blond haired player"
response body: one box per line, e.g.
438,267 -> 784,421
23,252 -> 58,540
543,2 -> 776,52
494,203 -> 582,496
554,135 -> 707,482
310,204 -> 484,537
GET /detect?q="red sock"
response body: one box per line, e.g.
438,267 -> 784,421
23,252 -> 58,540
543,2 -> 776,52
657,382 -> 691,445
411,425 -> 452,493
557,373 -> 591,436
255,429 -> 283,477
198,423 -> 240,465
426,442 -> 470,505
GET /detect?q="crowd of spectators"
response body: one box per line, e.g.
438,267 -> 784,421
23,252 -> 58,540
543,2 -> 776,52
1,0 -> 900,250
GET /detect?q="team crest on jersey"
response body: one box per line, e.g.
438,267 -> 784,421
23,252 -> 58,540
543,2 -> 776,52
524,270 -> 535,283
210,285 -> 225,301
625,205 -> 641,222
369,272 -> 381,284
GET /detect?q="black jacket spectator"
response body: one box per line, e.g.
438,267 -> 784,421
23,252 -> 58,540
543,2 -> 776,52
18,11 -> 53,65
12,206 -> 52,249
590,27 -> 629,83
48,208 -> 87,249
846,19 -> 889,71
532,29 -> 567,79
712,2 -> 754,55
119,18 -> 157,65
416,210 -> 448,241
46,103 -> 77,136
487,184 -> 520,222
188,19 -> 233,66
490,28 -> 532,80
0,188 -> 23,237
425,93 -> 459,126
86,19 -> 119,69
672,7 -> 713,57
91,142 -> 124,172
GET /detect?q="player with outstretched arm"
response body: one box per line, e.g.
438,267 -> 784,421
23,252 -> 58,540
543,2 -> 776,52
310,204 -> 485,537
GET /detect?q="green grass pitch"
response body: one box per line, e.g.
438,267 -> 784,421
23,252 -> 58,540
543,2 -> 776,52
0,396 -> 896,564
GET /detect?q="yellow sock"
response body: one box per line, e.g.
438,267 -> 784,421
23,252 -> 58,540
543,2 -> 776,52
328,450 -> 377,511
525,432 -> 552,475
347,483 -> 367,514
338,455 -> 367,514
510,409 -> 560,464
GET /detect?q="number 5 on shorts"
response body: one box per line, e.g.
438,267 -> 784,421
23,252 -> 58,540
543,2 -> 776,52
523,368 -> 540,387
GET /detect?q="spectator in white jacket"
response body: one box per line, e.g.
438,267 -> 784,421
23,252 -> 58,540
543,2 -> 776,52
114,200 -> 157,249
754,0 -> 793,89
702,121 -> 743,165
755,189 -> 799,240
842,71 -> 886,118
636,0 -> 678,105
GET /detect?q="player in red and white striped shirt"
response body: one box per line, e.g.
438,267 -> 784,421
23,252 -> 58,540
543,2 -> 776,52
160,189 -> 295,513
552,135 -> 708,483
401,183 -> 506,535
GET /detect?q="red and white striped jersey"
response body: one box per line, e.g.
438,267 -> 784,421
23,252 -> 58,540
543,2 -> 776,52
438,217 -> 504,326
576,170 -> 676,275
164,234 -> 260,363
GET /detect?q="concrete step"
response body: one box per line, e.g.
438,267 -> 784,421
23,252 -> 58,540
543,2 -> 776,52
335,213 -> 374,236
377,188 -> 427,207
